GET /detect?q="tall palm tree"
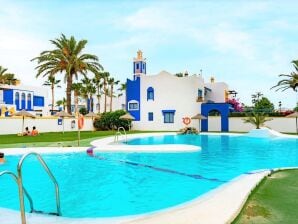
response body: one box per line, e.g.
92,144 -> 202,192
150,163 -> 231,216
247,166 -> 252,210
93,72 -> 103,113
0,66 -> 17,85
100,71 -> 110,112
108,77 -> 120,112
43,75 -> 61,115
117,83 -> 126,97
32,34 -> 103,113
71,82 -> 82,115
251,92 -> 263,105
56,98 -> 66,111
82,77 -> 96,112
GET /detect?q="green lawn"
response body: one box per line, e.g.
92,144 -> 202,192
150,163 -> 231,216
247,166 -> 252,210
0,130 -> 158,148
232,169 -> 298,224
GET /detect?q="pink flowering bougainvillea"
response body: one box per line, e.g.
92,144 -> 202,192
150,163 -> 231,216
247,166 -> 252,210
227,98 -> 243,112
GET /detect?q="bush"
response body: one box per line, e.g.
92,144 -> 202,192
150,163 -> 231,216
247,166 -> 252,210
178,127 -> 198,135
93,110 -> 131,130
79,107 -> 88,115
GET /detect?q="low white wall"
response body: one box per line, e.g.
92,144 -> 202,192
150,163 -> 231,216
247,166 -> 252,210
133,116 -> 298,133
0,117 -> 94,135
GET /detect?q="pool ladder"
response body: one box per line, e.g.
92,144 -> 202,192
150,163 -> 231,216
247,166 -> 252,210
0,152 -> 61,224
114,127 -> 127,143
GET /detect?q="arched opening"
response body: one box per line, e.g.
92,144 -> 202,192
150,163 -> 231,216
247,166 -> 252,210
27,93 -> 32,110
207,109 -> 221,132
15,92 -> 20,110
147,87 -> 154,101
21,93 -> 26,110
201,103 -> 229,132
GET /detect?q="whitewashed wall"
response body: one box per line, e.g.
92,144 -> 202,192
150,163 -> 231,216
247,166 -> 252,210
133,116 -> 298,133
0,117 -> 94,135
133,71 -> 204,131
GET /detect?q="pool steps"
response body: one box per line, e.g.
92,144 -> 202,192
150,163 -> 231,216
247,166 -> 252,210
0,152 -> 61,224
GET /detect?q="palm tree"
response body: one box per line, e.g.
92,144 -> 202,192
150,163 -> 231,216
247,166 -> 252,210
243,112 -> 272,129
56,98 -> 67,111
100,71 -> 110,112
82,77 -> 96,112
43,75 -> 61,115
108,77 -> 120,112
32,34 -> 103,113
71,82 -> 83,115
0,66 -> 17,85
251,92 -> 263,105
93,72 -> 103,113
117,83 -> 126,97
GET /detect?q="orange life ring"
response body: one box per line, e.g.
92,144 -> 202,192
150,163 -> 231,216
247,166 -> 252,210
182,117 -> 191,125
78,115 -> 84,129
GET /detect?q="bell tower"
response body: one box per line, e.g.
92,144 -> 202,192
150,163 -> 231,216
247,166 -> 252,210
133,50 -> 146,79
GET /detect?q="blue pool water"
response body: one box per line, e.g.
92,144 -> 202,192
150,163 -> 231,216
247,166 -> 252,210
0,134 -> 297,218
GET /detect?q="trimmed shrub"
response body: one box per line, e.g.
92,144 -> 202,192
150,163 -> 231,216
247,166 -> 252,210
93,110 -> 131,130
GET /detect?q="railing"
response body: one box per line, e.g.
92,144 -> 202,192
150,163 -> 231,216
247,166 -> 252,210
114,127 -> 127,143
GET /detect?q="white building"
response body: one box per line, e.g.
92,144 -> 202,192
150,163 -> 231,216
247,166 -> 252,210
126,51 -> 229,131
0,83 -> 49,117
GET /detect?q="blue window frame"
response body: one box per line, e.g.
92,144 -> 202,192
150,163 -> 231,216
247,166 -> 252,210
147,87 -> 154,101
128,103 -> 138,110
136,63 -> 139,69
162,110 -> 176,123
198,89 -> 203,97
33,96 -> 45,107
148,112 -> 153,121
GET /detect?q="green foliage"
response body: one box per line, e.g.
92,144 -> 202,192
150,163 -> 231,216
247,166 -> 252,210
178,127 -> 198,135
79,107 -> 88,115
93,110 -> 131,130
254,97 -> 275,113
242,112 -> 272,129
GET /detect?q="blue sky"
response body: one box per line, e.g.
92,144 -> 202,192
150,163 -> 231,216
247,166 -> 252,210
1,0 -> 298,109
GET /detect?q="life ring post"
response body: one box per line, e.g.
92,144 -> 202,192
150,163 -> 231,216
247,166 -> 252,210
182,117 -> 191,126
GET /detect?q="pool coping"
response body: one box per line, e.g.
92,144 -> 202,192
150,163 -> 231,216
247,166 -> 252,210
0,131 -> 297,224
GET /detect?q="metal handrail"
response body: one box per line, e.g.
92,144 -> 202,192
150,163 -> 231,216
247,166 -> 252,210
17,152 -> 62,222
0,170 -> 35,224
114,127 -> 127,143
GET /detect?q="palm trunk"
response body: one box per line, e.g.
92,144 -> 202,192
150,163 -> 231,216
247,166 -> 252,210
74,92 -> 78,115
51,84 -> 54,115
110,85 -> 113,112
89,94 -> 92,112
66,75 -> 72,113
104,81 -> 107,113
97,87 -> 100,113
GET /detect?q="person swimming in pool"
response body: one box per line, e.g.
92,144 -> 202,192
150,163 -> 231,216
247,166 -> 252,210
0,152 -> 5,164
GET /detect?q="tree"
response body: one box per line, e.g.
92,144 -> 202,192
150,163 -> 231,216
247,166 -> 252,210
271,60 -> 298,92
254,97 -> 274,113
32,34 -> 103,113
175,72 -> 184,77
56,98 -> 66,111
43,75 -> 61,114
0,66 -> 17,85
100,71 -> 110,112
93,72 -> 103,113
243,112 -> 272,129
117,83 -> 126,98
82,77 -> 96,112
108,77 -> 120,112
71,82 -> 82,115
251,92 -> 263,104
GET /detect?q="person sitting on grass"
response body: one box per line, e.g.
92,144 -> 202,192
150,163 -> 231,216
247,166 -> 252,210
31,126 -> 39,136
0,152 -> 5,164
23,127 -> 30,136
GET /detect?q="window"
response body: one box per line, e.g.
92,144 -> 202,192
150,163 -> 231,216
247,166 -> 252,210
162,110 -> 176,123
33,96 -> 45,106
198,89 -> 203,98
21,93 -> 25,101
136,63 -> 139,69
27,93 -> 31,101
147,87 -> 154,101
148,112 -> 153,121
15,92 -> 19,100
128,100 -> 139,110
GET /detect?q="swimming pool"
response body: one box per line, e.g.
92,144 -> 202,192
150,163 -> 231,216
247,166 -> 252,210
0,134 -> 297,219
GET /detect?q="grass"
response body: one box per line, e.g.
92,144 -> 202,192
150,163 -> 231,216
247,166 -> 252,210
232,169 -> 298,224
0,130 -> 162,148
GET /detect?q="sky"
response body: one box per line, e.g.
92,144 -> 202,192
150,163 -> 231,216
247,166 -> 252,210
1,0 -> 298,109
